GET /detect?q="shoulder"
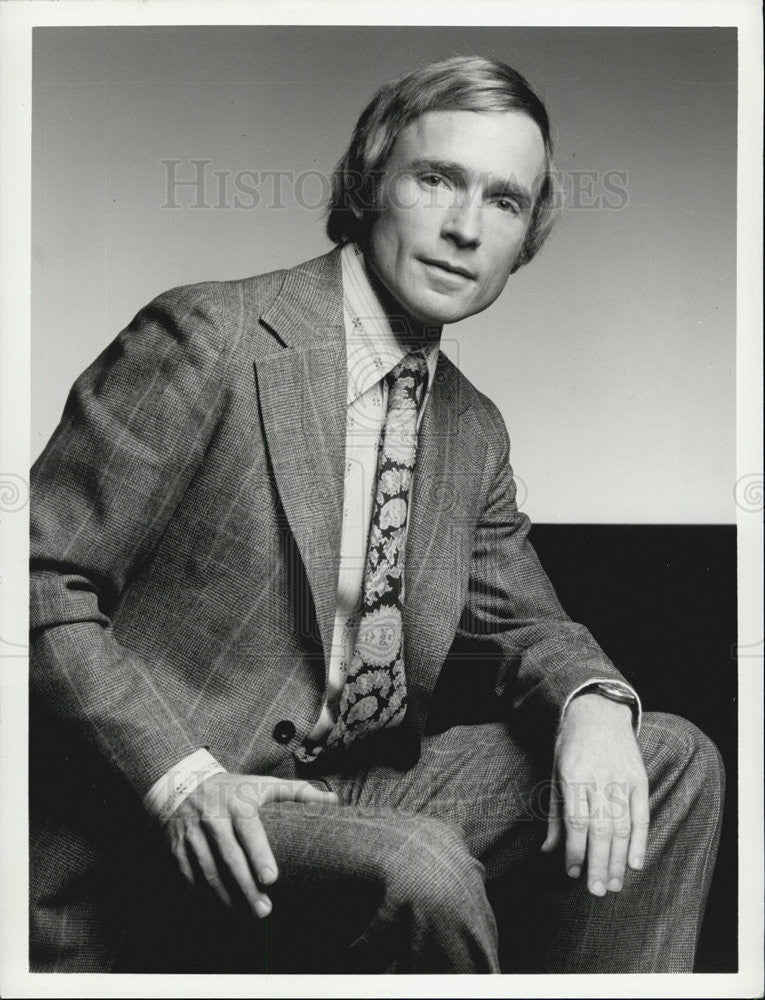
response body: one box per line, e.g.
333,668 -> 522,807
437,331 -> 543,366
135,265 -> 288,346
134,247 -> 341,357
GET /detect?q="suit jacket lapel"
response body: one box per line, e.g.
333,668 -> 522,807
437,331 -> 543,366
404,355 -> 487,732
254,249 -> 346,673
253,248 -> 487,731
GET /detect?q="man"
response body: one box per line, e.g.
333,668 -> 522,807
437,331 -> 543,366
30,55 -> 723,974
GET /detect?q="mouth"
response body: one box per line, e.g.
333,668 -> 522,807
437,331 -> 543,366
420,258 -> 476,281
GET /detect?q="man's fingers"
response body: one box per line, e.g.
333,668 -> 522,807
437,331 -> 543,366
541,778 -> 563,852
260,778 -> 339,806
184,826 -> 234,909
171,834 -> 196,887
605,782 -> 631,891
562,781 -> 590,878
583,790 -> 612,896
165,772 -> 341,920
232,814 -> 280,894
207,819 -> 273,919
628,783 -> 650,870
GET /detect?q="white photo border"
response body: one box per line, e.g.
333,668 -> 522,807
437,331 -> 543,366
1,1 -> 762,997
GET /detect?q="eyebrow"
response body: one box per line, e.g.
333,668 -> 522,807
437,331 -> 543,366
406,158 -> 534,210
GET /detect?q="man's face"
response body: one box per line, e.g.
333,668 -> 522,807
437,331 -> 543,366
364,109 -> 547,326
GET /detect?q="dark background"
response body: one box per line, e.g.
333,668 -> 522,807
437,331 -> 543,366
83,522 -> 738,974
429,523 -> 737,971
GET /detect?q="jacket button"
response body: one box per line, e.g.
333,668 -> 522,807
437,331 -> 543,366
272,720 -> 296,744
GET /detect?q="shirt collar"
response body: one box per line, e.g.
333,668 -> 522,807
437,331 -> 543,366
340,242 -> 440,407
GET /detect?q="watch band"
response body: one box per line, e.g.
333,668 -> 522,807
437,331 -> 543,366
585,681 -> 639,707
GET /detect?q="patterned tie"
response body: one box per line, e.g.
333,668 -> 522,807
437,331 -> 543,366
300,350 -> 429,759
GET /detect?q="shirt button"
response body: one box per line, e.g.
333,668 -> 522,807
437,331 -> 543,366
272,720 -> 296,744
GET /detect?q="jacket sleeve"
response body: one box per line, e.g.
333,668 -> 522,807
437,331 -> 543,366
30,287 -> 231,797
455,403 -> 635,751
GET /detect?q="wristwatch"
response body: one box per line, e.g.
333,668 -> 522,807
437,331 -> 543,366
584,681 -> 639,708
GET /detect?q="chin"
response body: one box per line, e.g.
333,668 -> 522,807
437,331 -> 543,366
405,294 -> 478,327
423,309 -> 471,325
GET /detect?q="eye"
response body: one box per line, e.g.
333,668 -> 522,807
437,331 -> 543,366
492,196 -> 521,215
419,172 -> 447,188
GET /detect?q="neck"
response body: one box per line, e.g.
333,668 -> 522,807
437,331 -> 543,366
359,247 -> 443,349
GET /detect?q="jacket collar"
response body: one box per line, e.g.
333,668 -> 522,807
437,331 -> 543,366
260,245 -> 345,351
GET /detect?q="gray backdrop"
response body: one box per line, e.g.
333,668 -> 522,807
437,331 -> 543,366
32,26 -> 737,523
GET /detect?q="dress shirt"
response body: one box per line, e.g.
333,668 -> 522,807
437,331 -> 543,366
143,243 -> 639,824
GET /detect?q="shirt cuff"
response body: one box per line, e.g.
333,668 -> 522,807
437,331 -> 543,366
142,748 -> 227,825
560,678 -> 642,737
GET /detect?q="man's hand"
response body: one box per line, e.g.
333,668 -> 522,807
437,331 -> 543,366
540,693 -> 649,896
165,773 -> 338,918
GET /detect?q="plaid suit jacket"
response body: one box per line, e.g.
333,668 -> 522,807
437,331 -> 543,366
30,245 -> 628,968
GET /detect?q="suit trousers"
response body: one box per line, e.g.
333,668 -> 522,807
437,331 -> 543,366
116,711 -> 724,974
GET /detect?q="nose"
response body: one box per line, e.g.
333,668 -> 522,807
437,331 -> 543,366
440,191 -> 482,248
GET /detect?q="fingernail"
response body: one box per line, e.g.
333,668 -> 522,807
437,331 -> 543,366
567,865 -> 581,878
608,877 -> 622,891
260,867 -> 277,885
590,880 -> 606,895
254,899 -> 271,918
631,856 -> 644,869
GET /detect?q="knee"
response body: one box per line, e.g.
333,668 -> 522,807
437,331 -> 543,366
382,816 -> 488,924
640,712 -> 725,814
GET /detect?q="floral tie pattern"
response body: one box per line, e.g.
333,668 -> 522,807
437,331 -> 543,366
300,350 -> 429,759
